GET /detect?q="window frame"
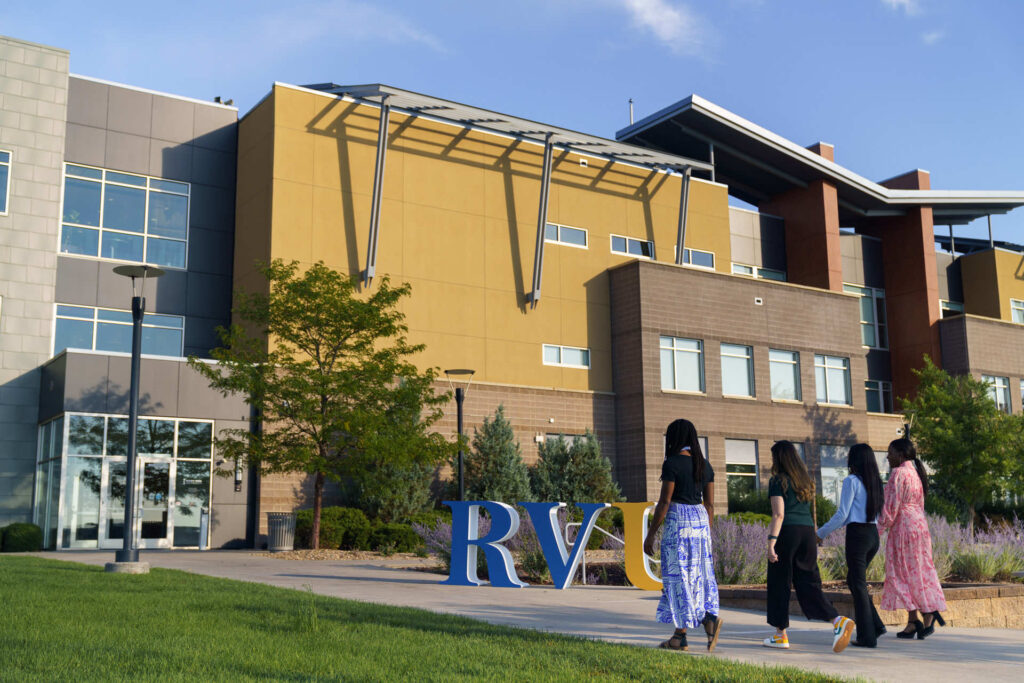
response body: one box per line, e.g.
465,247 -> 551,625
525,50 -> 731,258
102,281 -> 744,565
865,379 -> 894,414
940,299 -> 964,318
732,262 -> 787,281
59,163 -> 191,270
541,343 -> 591,369
720,342 -> 755,398
659,335 -> 705,393
54,304 -> 185,358
675,246 -> 715,270
843,283 -> 887,350
768,348 -> 802,402
982,374 -> 1012,413
1011,299 -> 1024,324
543,222 -> 588,249
0,148 -> 11,216
609,234 -> 654,259
814,353 -> 853,406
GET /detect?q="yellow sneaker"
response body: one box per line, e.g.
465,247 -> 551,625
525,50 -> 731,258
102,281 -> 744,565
763,633 -> 790,649
832,616 -> 855,653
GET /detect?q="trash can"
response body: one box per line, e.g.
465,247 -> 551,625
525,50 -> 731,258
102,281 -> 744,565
266,512 -> 296,552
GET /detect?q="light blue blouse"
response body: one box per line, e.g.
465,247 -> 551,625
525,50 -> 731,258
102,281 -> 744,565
817,474 -> 876,539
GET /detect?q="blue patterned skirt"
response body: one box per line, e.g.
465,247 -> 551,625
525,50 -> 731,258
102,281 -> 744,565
655,503 -> 720,629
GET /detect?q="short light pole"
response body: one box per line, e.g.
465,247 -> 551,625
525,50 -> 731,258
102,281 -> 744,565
107,265 -> 164,571
444,369 -> 475,501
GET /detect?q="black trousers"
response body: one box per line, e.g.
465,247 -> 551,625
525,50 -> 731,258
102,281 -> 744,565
767,525 -> 839,629
846,522 -> 885,646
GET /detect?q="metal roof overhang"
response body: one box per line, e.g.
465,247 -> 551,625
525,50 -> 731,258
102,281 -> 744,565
306,83 -> 714,175
616,94 -> 1024,227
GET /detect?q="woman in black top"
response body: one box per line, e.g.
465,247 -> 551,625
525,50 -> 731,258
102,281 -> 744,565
643,419 -> 723,652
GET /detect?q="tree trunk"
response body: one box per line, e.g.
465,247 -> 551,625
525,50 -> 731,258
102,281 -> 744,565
965,498 -> 976,539
312,471 -> 325,550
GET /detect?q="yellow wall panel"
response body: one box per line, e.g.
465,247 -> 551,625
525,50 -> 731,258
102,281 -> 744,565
961,250 -> 1001,319
274,126 -> 315,185
486,338 -> 564,387
402,277 -> 487,340
483,216 -> 534,296
402,142 -> 487,216
271,180 -> 313,264
310,186 -> 363,275
401,204 -> 485,287
994,249 -> 1024,320
274,86 -> 318,131
408,330 -> 487,378
484,288 -> 561,345
559,299 -> 611,352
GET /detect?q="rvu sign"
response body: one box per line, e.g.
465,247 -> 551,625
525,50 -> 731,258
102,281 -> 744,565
442,501 -> 662,591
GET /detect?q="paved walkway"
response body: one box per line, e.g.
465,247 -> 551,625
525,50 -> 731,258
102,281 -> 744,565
31,550 -> 1024,682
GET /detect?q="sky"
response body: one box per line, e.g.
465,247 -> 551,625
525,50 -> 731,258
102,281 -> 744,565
3,0 -> 1022,241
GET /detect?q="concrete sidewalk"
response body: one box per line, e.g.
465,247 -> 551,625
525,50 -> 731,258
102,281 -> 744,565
31,550 -> 1024,682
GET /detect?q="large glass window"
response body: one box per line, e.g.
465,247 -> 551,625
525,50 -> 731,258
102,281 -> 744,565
54,305 -> 184,357
544,222 -> 587,248
732,263 -> 786,281
660,335 -> 704,392
983,375 -> 1011,413
725,438 -> 759,507
843,284 -> 887,349
819,444 -> 847,504
814,354 -> 852,406
865,380 -> 894,413
34,417 -> 64,549
542,344 -> 590,368
769,349 -> 801,401
720,343 -> 754,397
675,247 -> 715,270
1012,299 -> 1024,324
610,235 -> 654,259
60,164 -> 190,269
0,149 -> 10,214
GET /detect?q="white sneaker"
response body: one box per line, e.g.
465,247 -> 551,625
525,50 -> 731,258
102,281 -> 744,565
832,616 -> 855,653
763,633 -> 790,649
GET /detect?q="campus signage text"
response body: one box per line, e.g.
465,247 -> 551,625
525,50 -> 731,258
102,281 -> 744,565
441,501 -> 662,591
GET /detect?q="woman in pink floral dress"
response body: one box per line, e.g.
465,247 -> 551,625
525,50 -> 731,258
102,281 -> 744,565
878,438 -> 947,640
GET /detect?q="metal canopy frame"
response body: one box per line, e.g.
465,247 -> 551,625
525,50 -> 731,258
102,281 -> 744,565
311,83 -> 713,307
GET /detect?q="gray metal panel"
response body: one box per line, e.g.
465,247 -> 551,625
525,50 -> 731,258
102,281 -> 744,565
55,256 -> 100,306
191,146 -> 235,189
62,352 -> 113,413
95,264 -> 188,315
186,272 -> 232,319
67,77 -> 108,129
64,122 -> 107,167
184,317 -> 224,358
103,355 -> 179,416
177,363 -> 246,421
106,86 -> 152,138
104,130 -> 150,175
188,183 -> 234,232
758,215 -> 787,272
861,237 -> 885,289
38,355 -> 67,422
149,138 -> 193,181
187,227 -> 234,276
193,106 -> 238,151
865,350 -> 892,382
151,96 -> 195,144
730,235 -> 755,265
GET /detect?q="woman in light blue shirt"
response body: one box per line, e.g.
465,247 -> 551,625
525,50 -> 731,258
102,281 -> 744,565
817,443 -> 886,647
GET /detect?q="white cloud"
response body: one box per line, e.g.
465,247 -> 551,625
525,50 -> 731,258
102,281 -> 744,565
619,0 -> 706,55
881,0 -> 922,15
921,30 -> 945,45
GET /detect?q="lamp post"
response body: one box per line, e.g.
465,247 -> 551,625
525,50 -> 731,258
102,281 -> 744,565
108,264 -> 164,570
444,369 -> 475,501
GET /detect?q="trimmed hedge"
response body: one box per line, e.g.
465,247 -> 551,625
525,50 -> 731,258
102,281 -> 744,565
728,489 -> 837,527
295,507 -> 372,550
1,523 -> 43,552
725,511 -> 771,526
408,509 -> 452,531
369,523 -> 422,553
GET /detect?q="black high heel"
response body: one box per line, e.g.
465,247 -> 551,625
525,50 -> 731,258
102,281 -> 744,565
896,620 -> 923,639
919,612 -> 946,639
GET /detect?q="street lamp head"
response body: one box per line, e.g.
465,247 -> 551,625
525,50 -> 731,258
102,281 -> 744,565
113,265 -> 165,298
443,368 -> 475,397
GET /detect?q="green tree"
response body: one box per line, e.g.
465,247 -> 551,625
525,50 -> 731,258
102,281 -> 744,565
903,356 -> 1023,535
189,260 -> 452,547
461,405 -> 532,503
531,431 -> 622,504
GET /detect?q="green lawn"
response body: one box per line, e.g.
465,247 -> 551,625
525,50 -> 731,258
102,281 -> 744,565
0,557 -> 842,682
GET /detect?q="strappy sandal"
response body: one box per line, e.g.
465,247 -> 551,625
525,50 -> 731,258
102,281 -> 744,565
703,614 -> 724,653
659,629 -> 688,651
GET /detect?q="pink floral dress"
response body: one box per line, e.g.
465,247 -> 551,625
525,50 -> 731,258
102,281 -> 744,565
878,461 -> 947,612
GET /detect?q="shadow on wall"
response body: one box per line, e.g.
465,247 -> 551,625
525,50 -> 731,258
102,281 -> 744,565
802,403 -> 856,484
1015,254 -> 1024,281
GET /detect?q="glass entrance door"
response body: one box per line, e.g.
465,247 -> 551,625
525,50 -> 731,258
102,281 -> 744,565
136,459 -> 171,549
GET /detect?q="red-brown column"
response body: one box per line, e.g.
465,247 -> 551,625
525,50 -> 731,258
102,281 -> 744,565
862,170 -> 942,401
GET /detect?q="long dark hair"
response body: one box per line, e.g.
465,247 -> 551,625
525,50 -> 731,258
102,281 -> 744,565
847,443 -> 884,521
770,440 -> 814,502
888,438 -> 928,497
665,419 -> 705,484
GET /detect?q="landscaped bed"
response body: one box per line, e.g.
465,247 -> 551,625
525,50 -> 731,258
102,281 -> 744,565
0,556 -> 843,682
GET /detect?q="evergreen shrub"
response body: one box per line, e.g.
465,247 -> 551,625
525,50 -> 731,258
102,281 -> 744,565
295,507 -> 373,550
1,523 -> 43,552
369,523 -> 422,553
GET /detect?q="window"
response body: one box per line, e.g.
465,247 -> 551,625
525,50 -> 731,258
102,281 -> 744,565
1012,299 -> 1024,324
610,235 -> 654,259
769,349 -> 801,401
720,343 -> 754,397
0,149 -> 10,214
983,374 -> 1011,413
60,164 -> 190,269
544,222 -> 587,248
542,344 -> 590,368
660,335 -> 704,392
54,305 -> 184,357
732,263 -> 787,281
819,445 -> 847,504
725,438 -> 759,504
865,380 -> 894,413
814,354 -> 852,406
843,284 -> 887,349
675,247 -> 714,270
940,300 -> 964,318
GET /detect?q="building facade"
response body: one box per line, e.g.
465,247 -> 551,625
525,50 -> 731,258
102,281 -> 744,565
2,34 -> 1023,547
